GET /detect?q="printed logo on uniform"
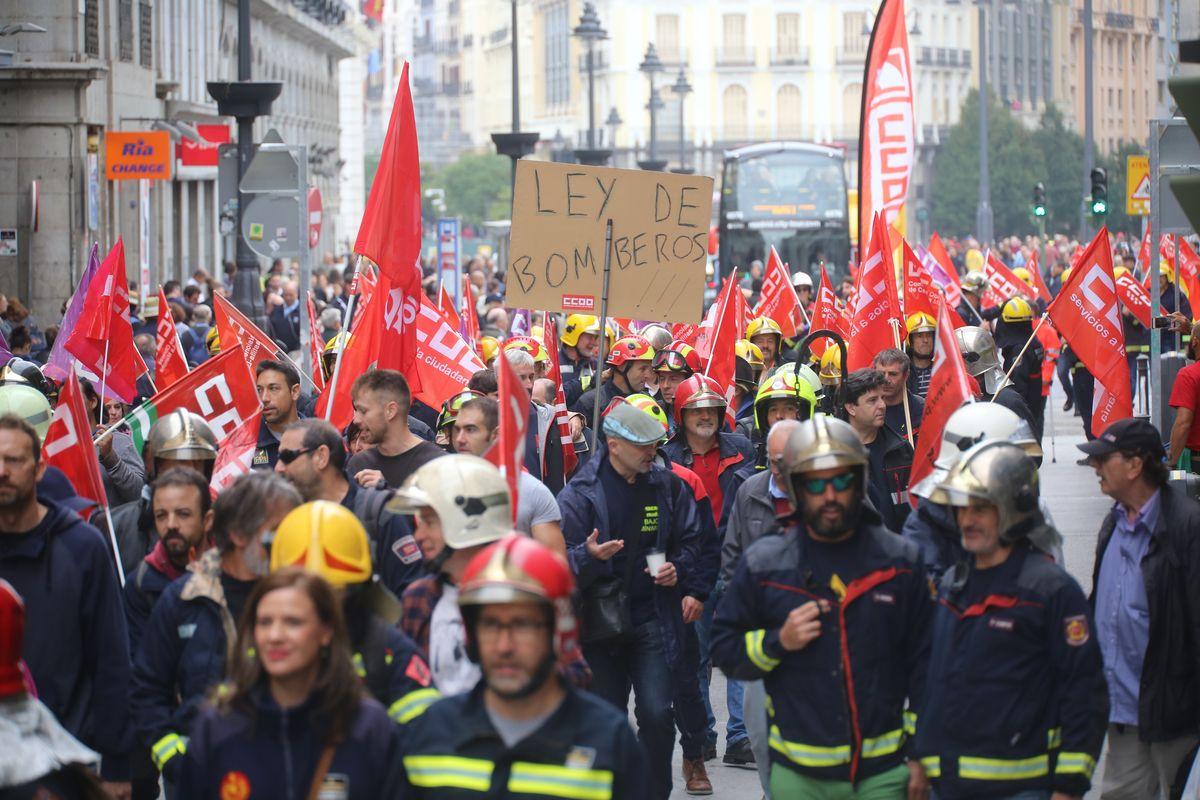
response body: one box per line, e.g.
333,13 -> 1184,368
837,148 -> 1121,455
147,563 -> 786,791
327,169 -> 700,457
252,448 -> 270,466
565,746 -> 597,770
316,774 -> 349,800
871,591 -> 895,605
392,534 -> 422,565
219,771 -> 251,800
405,654 -> 432,688
177,623 -> 197,639
1064,615 -> 1090,646
641,505 -> 659,536
988,617 -> 1015,633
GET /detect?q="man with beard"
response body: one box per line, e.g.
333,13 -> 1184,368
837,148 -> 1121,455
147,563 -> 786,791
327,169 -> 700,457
275,418 -> 424,596
904,313 -> 937,398
399,535 -> 649,799
0,416 -> 134,799
346,370 -> 446,490
747,318 -> 784,373
251,359 -> 303,470
711,414 -> 932,799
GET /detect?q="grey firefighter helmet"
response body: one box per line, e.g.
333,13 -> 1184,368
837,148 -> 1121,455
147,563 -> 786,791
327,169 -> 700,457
928,439 -> 1041,544
954,326 -> 1006,395
779,413 -> 868,508
147,409 -> 219,462
911,401 -> 1042,500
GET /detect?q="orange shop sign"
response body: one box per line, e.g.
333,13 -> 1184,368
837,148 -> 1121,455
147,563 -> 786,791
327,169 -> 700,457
105,131 -> 172,180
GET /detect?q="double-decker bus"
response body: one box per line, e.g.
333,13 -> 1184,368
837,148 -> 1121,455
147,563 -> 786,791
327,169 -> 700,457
717,141 -> 852,285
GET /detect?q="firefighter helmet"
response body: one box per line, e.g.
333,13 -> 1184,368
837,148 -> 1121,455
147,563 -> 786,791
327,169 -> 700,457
601,394 -> 669,445
653,341 -> 702,376
1012,267 -> 1033,285
459,534 -> 578,659
560,314 -> 598,348
605,336 -> 655,367
928,439 -> 1041,544
792,271 -> 814,289
779,414 -> 868,508
910,401 -> 1042,500
955,326 -> 1005,395
672,374 -> 726,424
206,325 -> 220,355
735,339 -> 765,372
146,409 -> 219,462
961,272 -> 989,294
1001,297 -> 1035,323
437,390 -> 484,431
0,383 -> 52,440
386,455 -> 511,551
480,336 -> 501,365
271,501 -> 373,586
818,347 -> 843,387
905,312 -> 937,336
504,336 -> 548,364
753,371 -> 817,432
746,317 -> 783,343
638,324 -> 674,352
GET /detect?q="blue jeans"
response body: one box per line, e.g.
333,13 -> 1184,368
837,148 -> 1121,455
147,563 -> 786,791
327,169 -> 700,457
584,620 -> 677,800
673,621 -> 711,759
697,581 -> 748,746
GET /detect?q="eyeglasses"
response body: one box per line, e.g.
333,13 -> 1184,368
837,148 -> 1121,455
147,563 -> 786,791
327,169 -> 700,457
476,617 -> 549,644
277,447 -> 315,465
800,472 -> 856,495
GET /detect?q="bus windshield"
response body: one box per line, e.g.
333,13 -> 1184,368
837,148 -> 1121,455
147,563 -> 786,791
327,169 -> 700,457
724,150 -> 846,221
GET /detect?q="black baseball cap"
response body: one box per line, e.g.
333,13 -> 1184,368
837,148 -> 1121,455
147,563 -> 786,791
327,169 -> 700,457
1077,418 -> 1165,460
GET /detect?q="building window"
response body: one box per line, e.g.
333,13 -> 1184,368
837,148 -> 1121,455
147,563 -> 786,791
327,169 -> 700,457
842,83 -> 862,136
722,14 -> 747,59
777,14 -> 800,56
843,12 -> 866,55
723,84 -> 748,140
139,1 -> 153,68
119,0 -> 134,62
544,1 -> 570,107
656,14 -> 681,63
777,84 -> 802,138
84,0 -> 100,57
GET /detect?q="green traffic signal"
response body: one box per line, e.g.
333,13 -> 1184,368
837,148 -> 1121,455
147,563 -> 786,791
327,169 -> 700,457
1090,198 -> 1108,215
1089,168 -> 1108,217
1031,182 -> 1046,218
1033,204 -> 1047,217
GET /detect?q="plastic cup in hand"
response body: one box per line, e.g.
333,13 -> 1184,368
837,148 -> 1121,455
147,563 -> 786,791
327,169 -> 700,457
645,550 -> 666,576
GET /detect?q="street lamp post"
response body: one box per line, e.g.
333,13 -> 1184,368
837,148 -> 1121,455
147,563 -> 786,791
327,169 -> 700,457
605,107 -> 622,164
573,3 -> 609,166
974,0 -> 994,246
207,0 -> 281,326
637,44 -> 667,172
670,68 -> 693,174
491,0 -> 539,186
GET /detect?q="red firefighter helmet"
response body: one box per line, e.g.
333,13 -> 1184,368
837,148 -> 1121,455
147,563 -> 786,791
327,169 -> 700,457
0,579 -> 27,698
458,534 -> 578,660
606,335 -> 655,367
672,374 -> 727,424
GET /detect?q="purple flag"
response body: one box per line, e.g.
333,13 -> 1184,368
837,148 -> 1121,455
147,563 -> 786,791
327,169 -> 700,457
44,242 -> 100,381
508,308 -> 530,338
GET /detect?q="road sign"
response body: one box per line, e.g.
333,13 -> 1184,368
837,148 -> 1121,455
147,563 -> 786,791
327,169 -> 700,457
242,195 -> 302,258
1127,155 -> 1151,216
308,187 -> 323,248
437,218 -> 461,310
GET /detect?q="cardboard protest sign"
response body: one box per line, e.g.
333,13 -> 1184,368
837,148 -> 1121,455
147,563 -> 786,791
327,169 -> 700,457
506,161 -> 712,323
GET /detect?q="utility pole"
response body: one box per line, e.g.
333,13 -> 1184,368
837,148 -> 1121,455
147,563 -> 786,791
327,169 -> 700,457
491,0 -> 539,186
975,0 -> 994,245
1080,0 -> 1095,239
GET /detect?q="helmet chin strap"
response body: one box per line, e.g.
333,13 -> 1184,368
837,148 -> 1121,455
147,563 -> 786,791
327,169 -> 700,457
425,544 -> 457,578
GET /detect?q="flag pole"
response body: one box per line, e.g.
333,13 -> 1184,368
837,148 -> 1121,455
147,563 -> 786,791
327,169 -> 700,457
590,219 -> 614,452
990,313 -> 1050,400
1046,380 -> 1057,463
95,338 -> 127,587
324,256 -> 362,422
889,320 -> 915,449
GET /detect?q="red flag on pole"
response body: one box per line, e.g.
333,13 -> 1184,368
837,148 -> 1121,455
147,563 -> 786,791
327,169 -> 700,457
438,283 -> 461,328
1047,227 -> 1132,436
305,294 -> 326,393
809,265 -> 842,359
1026,251 -> 1053,304
209,410 -> 263,496
847,214 -> 904,372
316,268 -> 385,429
754,247 -> 804,338
1115,271 -> 1153,328
43,372 -> 108,513
926,233 -> 963,309
214,294 -> 289,375
410,294 -> 484,408
1135,224 -> 1152,283
460,276 -> 481,355
907,298 -> 974,505
155,288 -> 189,390
703,269 -> 743,428
354,61 -> 422,385
901,238 -> 936,319
493,346 -> 530,524
64,238 -> 143,404
982,250 -> 1038,307
541,315 -> 578,479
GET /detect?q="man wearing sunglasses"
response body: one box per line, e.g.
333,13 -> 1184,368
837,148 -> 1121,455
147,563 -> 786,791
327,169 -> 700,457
712,414 -> 933,800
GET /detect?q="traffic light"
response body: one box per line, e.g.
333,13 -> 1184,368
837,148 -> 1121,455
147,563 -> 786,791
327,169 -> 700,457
1090,168 -> 1108,216
1168,76 -> 1200,234
1032,182 -> 1047,217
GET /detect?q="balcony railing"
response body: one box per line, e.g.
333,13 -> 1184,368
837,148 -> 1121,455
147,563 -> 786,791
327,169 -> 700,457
715,46 -> 756,66
915,46 -> 971,68
770,46 -> 810,66
836,45 -> 866,64
487,26 -> 509,45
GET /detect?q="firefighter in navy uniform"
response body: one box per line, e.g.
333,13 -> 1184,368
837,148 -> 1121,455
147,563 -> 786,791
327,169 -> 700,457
995,297 -> 1046,441
711,414 -> 933,799
913,440 -> 1107,800
399,534 -> 649,799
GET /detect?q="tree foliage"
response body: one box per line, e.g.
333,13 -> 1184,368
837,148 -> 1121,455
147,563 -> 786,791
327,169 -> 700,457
426,152 -> 512,226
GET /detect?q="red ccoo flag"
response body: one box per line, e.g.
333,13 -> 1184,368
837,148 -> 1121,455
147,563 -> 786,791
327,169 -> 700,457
809,265 -> 842,359
438,283 -> 461,328
907,297 -> 974,505
754,247 -> 805,338
492,344 -> 530,524
214,294 -> 289,375
704,269 -> 743,428
317,267 -> 384,429
1047,227 -> 1132,436
847,214 -> 904,372
460,276 -> 481,355
1135,224 -> 1152,283
64,238 -> 144,403
1026,251 -> 1053,304
902,238 -> 936,319
155,288 -> 189,390
43,372 -> 108,515
210,410 -> 263,496
982,250 -> 1038,308
305,293 -> 326,392
541,315 -> 578,479
1115,271 -> 1153,328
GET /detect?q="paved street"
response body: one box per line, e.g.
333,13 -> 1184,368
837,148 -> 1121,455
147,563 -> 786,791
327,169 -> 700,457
656,386 -> 1114,799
